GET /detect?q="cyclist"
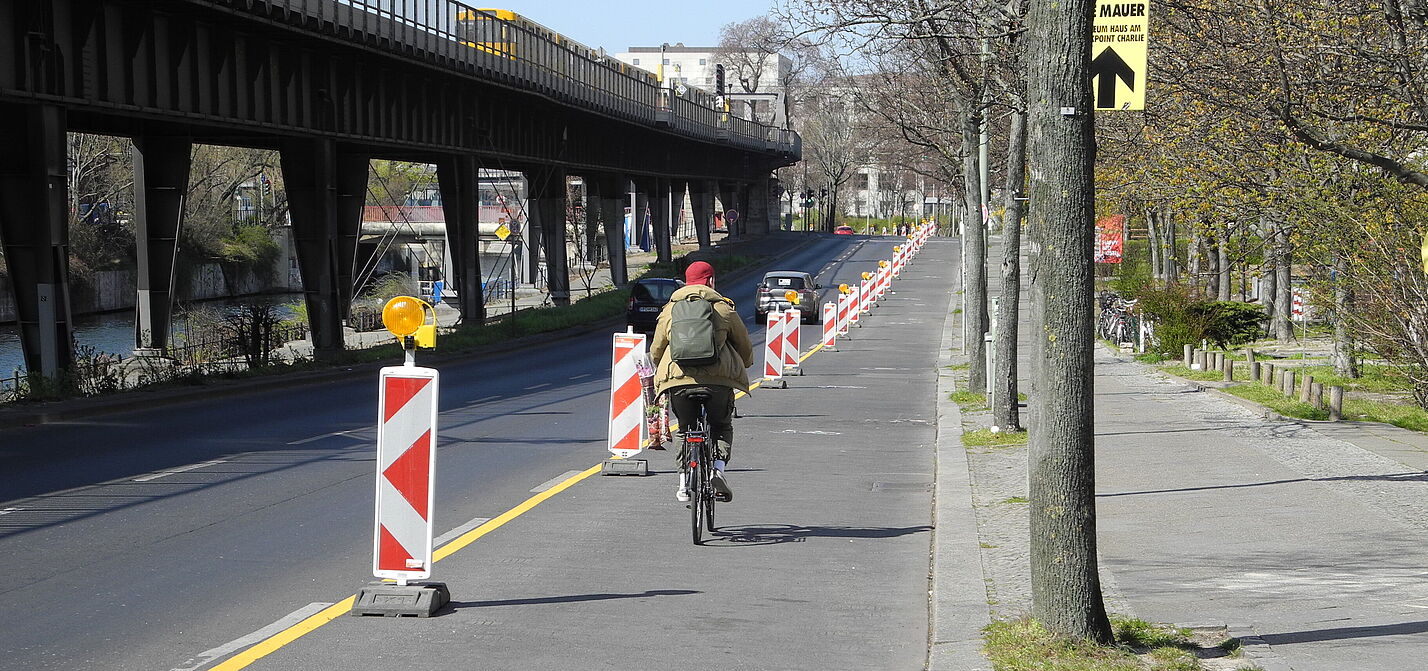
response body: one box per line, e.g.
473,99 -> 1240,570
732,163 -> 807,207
649,260 -> 754,503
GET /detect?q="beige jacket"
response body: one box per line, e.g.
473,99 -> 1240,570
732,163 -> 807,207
649,284 -> 754,395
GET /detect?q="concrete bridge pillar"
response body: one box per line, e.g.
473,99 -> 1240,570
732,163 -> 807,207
668,179 -> 689,245
280,139 -> 368,357
688,179 -> 714,250
633,187 -> 650,254
648,177 -> 673,263
0,103 -> 75,378
718,181 -> 740,238
744,175 -> 774,237
131,135 -> 192,355
527,167 -> 570,306
589,174 -> 629,288
436,155 -> 485,323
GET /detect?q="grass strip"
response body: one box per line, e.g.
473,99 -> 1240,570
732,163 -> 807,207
984,617 -> 1215,671
963,428 -> 1028,447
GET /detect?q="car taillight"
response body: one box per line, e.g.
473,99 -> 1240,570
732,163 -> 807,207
627,296 -> 636,309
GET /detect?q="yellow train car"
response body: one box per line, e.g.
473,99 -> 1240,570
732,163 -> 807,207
455,8 -> 659,86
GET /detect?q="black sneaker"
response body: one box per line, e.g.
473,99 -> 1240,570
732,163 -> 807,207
710,470 -> 733,503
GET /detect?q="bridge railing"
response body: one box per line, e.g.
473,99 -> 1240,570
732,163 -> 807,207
240,0 -> 797,156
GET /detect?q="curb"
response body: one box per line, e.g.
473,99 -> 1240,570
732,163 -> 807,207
928,246 -> 992,671
0,235 -> 825,431
1227,624 -> 1295,671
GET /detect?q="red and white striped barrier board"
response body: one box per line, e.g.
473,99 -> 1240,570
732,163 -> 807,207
763,310 -> 785,382
893,249 -> 904,277
373,366 -> 439,582
783,308 -> 801,372
837,292 -> 853,335
608,332 -> 648,458
822,302 -> 838,349
859,280 -> 872,315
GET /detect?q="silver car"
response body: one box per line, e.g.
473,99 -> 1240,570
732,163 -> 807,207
756,271 -> 821,324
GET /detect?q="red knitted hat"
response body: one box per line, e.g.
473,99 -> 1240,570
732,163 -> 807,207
684,260 -> 715,286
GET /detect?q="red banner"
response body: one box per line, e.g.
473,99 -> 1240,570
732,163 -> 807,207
1095,215 -> 1125,264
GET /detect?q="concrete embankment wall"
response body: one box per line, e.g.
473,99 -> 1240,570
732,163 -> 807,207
0,263 -> 294,323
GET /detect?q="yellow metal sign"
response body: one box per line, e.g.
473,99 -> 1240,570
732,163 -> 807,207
1091,0 -> 1149,110
495,223 -> 512,240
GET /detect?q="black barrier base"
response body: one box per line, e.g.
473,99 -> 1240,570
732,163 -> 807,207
601,459 -> 648,475
351,581 -> 450,618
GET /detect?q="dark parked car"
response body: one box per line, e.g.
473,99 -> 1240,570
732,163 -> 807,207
756,271 -> 820,323
625,277 -> 684,334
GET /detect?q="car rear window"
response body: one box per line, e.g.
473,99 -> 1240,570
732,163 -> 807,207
765,275 -> 806,290
632,282 -> 678,302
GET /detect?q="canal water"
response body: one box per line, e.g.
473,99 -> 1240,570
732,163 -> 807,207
0,294 -> 302,376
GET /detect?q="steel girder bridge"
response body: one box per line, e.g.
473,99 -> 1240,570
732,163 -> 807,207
0,0 -> 801,376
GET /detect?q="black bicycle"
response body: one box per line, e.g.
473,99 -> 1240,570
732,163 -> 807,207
682,394 -> 716,545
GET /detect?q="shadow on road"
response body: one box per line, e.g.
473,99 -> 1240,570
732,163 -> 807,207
705,523 -> 932,546
444,589 -> 700,611
1261,619 -> 1428,645
1098,471 -> 1428,498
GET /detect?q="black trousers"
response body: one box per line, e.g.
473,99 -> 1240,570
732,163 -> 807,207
667,385 -> 735,465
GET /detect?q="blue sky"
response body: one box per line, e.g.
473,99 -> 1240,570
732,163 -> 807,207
492,1 -> 776,52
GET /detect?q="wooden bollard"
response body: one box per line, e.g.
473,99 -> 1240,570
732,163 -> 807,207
1329,385 -> 1344,421
1212,352 -> 1224,372
1299,373 -> 1314,403
1311,382 -> 1324,409
1183,344 -> 1193,368
1283,370 -> 1296,396
1194,349 -> 1207,371
1249,360 -> 1260,382
1222,355 -> 1234,382
1262,363 -> 1274,386
1245,349 -> 1256,365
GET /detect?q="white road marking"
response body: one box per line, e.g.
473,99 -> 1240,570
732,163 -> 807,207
434,516 -> 494,547
808,385 -> 868,389
779,429 -> 842,435
170,602 -> 333,671
530,470 -> 585,493
569,373 -> 592,380
473,394 -> 503,403
0,507 -> 21,515
132,459 -> 229,482
286,430 -> 357,445
524,383 -> 551,390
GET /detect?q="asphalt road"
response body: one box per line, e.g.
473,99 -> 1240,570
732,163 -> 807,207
0,233 -> 945,671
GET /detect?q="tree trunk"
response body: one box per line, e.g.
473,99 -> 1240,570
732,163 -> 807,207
1331,255 -> 1360,377
1024,0 -> 1114,643
993,110 -> 1026,432
1272,222 -> 1293,341
1217,223 -> 1232,301
1162,210 -> 1178,282
1188,226 -> 1202,292
1261,214 -> 1277,333
963,110 -> 990,393
1145,208 -> 1161,281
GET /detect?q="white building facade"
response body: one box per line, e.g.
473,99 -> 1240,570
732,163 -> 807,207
613,44 -> 791,128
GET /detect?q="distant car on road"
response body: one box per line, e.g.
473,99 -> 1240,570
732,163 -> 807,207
834,225 -> 855,235
626,277 -> 683,333
756,271 -> 820,323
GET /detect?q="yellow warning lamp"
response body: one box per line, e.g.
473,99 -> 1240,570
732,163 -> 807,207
783,289 -> 801,305
878,260 -> 889,269
893,245 -> 902,253
838,283 -> 851,295
382,296 -> 437,349
861,271 -> 872,281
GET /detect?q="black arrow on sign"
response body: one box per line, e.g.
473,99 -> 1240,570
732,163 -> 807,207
1090,47 -> 1136,109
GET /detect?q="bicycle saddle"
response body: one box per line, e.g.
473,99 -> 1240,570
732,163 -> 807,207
685,391 -> 713,403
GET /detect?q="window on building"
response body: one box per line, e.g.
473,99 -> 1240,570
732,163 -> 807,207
663,58 -> 670,65
856,173 -> 869,190
699,58 -> 706,65
632,58 -> 640,65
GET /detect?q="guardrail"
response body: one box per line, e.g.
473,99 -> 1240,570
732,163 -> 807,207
221,0 -> 798,157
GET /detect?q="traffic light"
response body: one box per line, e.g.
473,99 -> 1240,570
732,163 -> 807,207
715,64 -> 726,96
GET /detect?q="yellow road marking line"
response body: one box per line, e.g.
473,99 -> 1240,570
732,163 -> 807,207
209,597 -> 356,671
209,340 -> 840,668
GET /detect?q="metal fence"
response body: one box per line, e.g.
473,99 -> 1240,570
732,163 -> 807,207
216,0 -> 798,155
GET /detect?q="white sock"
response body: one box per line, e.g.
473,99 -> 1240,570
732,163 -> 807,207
713,460 -> 727,473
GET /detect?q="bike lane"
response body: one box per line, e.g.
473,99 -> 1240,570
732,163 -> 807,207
223,236 -> 958,670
